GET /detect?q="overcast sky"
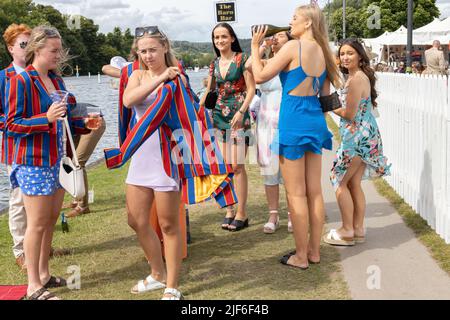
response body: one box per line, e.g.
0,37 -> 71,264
33,0 -> 450,42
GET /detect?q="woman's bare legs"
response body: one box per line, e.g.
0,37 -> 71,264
154,190 -> 182,297
305,153 -> 325,263
126,184 -> 166,284
23,190 -> 65,299
335,156 -> 365,238
39,188 -> 65,285
279,155 -> 309,268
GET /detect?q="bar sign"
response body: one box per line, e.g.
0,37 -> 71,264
215,1 -> 237,23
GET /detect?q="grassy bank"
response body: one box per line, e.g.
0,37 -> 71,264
326,115 -> 450,275
0,160 -> 350,299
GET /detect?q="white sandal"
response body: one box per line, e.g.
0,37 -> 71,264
131,275 -> 166,294
323,229 -> 355,246
161,288 -> 184,300
287,212 -> 293,233
263,210 -> 280,234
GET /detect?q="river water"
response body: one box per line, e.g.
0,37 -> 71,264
0,69 -> 209,211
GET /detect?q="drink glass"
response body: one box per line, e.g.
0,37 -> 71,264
49,90 -> 69,104
85,105 -> 103,130
49,90 -> 69,119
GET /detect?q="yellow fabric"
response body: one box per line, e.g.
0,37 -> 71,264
194,174 -> 229,202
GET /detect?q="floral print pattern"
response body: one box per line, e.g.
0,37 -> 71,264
330,89 -> 391,190
209,52 -> 252,144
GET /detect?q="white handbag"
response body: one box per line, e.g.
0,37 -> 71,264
59,117 -> 85,199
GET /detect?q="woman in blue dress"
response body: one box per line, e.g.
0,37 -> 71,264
324,39 -> 391,246
251,4 -> 342,268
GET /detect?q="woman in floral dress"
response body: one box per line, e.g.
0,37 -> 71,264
201,23 -> 255,231
325,39 -> 391,246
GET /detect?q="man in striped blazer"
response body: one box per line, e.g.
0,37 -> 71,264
1,24 -> 31,271
105,76 -> 237,208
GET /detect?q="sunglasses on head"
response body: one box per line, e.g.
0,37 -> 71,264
19,41 -> 28,49
135,26 -> 166,38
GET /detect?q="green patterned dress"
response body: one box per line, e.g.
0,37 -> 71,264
209,52 -> 252,145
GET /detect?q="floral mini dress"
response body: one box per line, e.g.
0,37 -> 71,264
209,52 -> 252,145
330,87 -> 391,190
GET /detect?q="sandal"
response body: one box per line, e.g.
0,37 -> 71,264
26,287 -> 59,300
43,275 -> 67,289
161,288 -> 184,300
354,235 -> 366,243
221,207 -> 235,230
288,250 -> 320,264
131,275 -> 166,294
228,218 -> 249,232
280,253 -> 309,270
263,210 -> 279,234
287,212 -> 293,233
323,229 -> 355,246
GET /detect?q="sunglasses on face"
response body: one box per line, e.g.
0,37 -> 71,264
135,26 -> 166,39
18,41 -> 28,49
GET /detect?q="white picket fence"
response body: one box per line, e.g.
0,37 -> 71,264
331,73 -> 450,243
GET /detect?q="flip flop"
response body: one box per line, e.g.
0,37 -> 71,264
288,250 -> 320,264
280,253 -> 309,270
323,229 -> 355,246
354,235 -> 366,243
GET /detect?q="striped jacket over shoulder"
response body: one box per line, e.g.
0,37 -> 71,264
105,76 -> 237,208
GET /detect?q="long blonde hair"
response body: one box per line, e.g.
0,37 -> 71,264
130,32 -> 178,70
25,25 -> 71,75
297,5 -> 342,89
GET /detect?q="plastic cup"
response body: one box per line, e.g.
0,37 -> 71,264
49,90 -> 69,104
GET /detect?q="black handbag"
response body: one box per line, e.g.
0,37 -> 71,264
204,60 -> 218,110
204,90 -> 218,110
319,91 -> 342,112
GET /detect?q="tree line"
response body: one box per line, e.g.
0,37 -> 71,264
325,0 -> 440,41
1,0 -> 440,73
0,0 -> 221,74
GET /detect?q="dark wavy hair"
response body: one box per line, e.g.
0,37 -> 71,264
211,23 -> 242,57
338,38 -> 378,108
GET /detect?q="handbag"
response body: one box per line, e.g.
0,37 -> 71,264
319,91 -> 342,113
204,90 -> 218,110
204,61 -> 218,110
59,116 -> 85,199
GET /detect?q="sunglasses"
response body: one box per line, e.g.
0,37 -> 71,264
19,41 -> 28,49
135,26 -> 166,39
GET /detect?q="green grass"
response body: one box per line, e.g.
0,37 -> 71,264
326,114 -> 450,275
0,161 -> 350,300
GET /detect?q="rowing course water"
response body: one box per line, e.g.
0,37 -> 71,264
0,69 -> 209,212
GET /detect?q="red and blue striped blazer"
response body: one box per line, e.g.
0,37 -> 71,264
0,63 -> 17,165
105,76 -> 237,208
118,60 -> 198,147
118,60 -> 141,146
6,65 -> 90,167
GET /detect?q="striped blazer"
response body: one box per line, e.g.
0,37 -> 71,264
118,60 -> 198,146
118,60 -> 141,146
0,63 -> 17,165
105,76 -> 237,208
6,65 -> 90,167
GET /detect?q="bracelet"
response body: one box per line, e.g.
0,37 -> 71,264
238,109 -> 245,115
